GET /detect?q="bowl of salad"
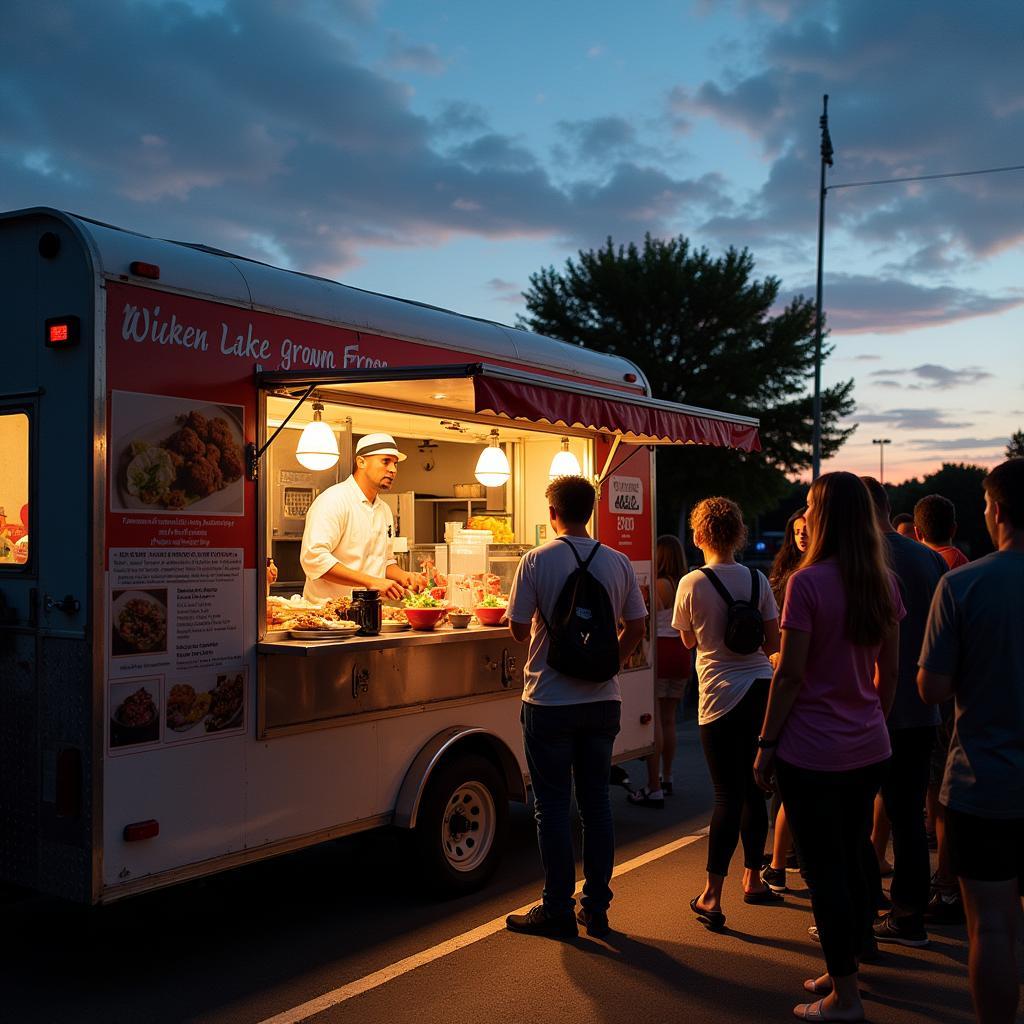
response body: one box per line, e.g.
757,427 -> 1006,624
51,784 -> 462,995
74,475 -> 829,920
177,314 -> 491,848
474,594 -> 508,626
402,591 -> 448,630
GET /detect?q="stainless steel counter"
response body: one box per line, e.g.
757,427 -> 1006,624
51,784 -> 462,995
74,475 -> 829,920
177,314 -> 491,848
256,625 -> 523,738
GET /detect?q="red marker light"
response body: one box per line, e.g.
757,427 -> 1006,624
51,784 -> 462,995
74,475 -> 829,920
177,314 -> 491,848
129,260 -> 160,280
624,372 -> 638,383
123,819 -> 160,842
44,315 -> 80,348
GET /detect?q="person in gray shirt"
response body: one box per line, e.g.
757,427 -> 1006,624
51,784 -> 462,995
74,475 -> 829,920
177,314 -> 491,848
919,458 -> 1024,1024
861,476 -> 947,947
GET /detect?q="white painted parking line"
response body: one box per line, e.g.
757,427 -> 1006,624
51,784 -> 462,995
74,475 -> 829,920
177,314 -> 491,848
256,827 -> 709,1024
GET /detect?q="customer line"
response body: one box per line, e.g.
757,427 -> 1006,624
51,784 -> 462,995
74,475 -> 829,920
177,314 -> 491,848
257,827 -> 709,1024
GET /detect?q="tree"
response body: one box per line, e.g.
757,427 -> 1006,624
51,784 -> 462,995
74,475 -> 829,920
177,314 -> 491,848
1007,430 -> 1024,459
518,234 -> 854,528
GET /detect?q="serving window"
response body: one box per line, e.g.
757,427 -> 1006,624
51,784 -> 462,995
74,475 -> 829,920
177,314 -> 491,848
0,410 -> 31,569
260,392 -> 593,635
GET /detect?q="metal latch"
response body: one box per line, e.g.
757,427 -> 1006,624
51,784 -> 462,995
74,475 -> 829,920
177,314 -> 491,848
44,594 -> 80,615
501,648 -> 518,688
352,666 -> 369,699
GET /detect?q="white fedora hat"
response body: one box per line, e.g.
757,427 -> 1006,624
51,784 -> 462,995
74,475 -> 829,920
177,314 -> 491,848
355,432 -> 407,461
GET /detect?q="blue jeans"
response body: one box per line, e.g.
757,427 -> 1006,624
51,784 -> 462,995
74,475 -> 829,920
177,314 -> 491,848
522,700 -> 621,916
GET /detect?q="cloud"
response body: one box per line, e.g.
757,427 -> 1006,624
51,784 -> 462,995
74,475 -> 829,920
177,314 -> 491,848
853,354 -> 881,361
904,436 -> 1010,451
385,32 -> 447,75
486,277 -> 523,304
0,0 -> 734,275
868,364 -> 995,390
683,1 -> 1024,275
850,408 -> 973,430
780,274 -> 1024,334
557,117 -> 638,163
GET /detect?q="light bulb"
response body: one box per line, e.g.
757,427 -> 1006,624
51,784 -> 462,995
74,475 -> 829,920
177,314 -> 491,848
475,430 -> 510,487
549,437 -> 582,480
296,402 -> 339,471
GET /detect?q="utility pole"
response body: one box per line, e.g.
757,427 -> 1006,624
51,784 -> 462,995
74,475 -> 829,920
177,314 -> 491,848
872,438 -> 891,484
811,94 -> 833,481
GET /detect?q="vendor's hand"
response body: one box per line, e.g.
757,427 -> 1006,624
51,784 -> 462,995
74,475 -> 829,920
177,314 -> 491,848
371,576 -> 407,601
769,651 -> 780,670
402,571 -> 428,593
753,747 -> 777,794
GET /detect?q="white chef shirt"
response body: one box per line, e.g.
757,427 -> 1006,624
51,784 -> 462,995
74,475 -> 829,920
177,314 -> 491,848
300,475 -> 396,602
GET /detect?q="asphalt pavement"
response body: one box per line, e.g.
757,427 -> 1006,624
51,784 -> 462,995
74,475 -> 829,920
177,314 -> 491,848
0,716 -> 1001,1024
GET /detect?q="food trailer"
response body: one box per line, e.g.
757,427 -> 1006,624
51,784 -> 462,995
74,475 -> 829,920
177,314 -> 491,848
0,207 -> 760,904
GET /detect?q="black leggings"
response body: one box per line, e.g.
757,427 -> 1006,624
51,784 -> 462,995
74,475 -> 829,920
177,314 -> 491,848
699,679 -> 770,877
777,756 -> 888,978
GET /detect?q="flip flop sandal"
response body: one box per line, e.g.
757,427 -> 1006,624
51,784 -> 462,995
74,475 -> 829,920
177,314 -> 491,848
792,998 -> 863,1022
627,786 -> 665,808
743,887 -> 784,904
803,978 -> 833,995
689,896 -> 726,932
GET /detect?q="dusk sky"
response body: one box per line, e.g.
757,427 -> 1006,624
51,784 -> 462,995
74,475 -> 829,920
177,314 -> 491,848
3,0 -> 1022,483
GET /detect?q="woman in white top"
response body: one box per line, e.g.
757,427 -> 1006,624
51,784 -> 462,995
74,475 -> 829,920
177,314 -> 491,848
673,497 -> 781,930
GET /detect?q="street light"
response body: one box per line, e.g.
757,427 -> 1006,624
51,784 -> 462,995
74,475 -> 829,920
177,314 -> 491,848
872,438 -> 891,484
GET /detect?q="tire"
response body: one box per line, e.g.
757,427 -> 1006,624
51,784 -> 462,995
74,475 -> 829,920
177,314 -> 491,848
412,752 -> 509,897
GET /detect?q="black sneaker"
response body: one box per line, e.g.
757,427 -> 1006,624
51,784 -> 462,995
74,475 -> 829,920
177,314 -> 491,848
609,765 -> 631,790
661,780 -> 674,796
925,890 -> 965,925
762,865 -> 788,893
506,904 -> 578,938
577,906 -> 610,938
873,911 -> 930,947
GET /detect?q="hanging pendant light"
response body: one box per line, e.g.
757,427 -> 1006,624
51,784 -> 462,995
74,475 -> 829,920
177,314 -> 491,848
474,429 -> 510,487
548,437 -> 582,481
295,400 -> 340,471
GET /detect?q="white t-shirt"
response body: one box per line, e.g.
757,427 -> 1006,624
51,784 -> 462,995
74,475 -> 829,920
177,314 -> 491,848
508,535 -> 648,706
300,475 -> 396,602
672,563 -> 778,725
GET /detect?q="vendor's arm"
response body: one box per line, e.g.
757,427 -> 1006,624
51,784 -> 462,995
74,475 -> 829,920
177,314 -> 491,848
386,563 -> 427,592
320,561 -> 407,601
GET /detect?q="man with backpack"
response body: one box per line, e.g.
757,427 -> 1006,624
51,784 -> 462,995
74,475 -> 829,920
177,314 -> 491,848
505,475 -> 647,939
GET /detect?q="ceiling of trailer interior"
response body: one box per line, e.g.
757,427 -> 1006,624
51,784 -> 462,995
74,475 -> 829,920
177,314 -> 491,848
266,393 -> 581,445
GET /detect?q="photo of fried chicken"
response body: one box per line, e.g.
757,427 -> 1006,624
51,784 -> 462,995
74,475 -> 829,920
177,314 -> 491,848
116,395 -> 245,514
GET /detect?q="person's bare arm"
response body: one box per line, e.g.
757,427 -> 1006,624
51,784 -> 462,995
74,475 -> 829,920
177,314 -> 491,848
762,617 -> 781,657
753,628 -> 810,791
678,628 -> 697,650
874,624 -> 899,717
619,617 -> 646,664
321,562 -> 406,600
918,667 -> 954,704
386,563 -> 427,593
509,620 -> 532,644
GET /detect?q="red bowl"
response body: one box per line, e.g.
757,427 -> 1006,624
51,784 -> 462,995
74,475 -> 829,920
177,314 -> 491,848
404,607 -> 447,631
474,605 -> 507,626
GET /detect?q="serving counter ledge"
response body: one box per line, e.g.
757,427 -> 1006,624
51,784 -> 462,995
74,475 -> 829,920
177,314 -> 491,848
256,623 -> 522,738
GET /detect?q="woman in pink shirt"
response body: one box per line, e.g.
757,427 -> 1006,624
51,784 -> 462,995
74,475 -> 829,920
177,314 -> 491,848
754,472 -> 904,1022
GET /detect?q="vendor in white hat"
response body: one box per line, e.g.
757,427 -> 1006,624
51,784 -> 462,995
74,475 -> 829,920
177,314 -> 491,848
300,433 -> 426,602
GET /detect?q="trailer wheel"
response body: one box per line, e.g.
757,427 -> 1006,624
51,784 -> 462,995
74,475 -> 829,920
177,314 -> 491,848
413,753 -> 508,896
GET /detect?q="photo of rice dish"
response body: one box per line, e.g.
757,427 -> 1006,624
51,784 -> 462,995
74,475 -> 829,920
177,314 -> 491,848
116,595 -> 167,652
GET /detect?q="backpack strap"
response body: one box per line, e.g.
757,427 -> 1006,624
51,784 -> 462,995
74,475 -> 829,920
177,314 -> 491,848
747,565 -> 760,605
556,535 -> 602,568
698,565 -> 736,608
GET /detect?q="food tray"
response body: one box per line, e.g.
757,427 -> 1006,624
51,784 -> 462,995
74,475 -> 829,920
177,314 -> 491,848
289,626 -> 358,640
379,621 -> 411,632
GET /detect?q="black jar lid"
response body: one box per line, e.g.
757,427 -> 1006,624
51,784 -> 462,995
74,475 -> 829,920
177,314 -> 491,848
351,589 -> 380,600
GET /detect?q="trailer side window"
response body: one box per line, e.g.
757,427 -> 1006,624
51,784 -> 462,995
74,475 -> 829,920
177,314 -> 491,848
0,412 -> 30,567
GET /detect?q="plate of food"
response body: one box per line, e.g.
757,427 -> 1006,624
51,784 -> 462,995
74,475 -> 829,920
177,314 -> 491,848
112,590 -> 168,653
166,682 -> 212,733
204,672 -> 245,733
110,685 -> 160,746
113,404 -> 245,514
289,615 -> 360,640
380,606 -> 409,631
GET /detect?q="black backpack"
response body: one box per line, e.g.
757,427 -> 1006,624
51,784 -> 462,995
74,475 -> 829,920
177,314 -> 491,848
698,565 -> 765,655
539,537 -> 621,683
